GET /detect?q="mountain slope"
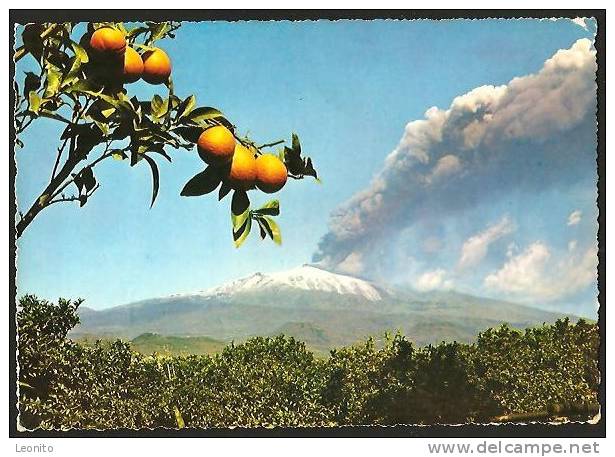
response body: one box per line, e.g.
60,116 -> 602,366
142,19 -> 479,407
72,265 -> 578,350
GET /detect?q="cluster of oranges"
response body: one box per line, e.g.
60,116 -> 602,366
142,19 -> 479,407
197,126 -> 288,193
85,27 -> 288,194
87,27 -> 172,85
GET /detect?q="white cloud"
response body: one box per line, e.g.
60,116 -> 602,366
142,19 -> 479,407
314,39 -> 597,273
484,242 -> 550,296
415,269 -> 453,292
571,17 -> 589,31
484,241 -> 597,302
568,209 -> 582,226
458,216 -> 515,270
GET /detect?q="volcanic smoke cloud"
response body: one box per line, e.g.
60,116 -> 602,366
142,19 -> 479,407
313,39 -> 597,277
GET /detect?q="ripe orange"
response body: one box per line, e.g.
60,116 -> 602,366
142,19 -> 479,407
122,46 -> 144,83
255,154 -> 288,193
197,126 -> 236,165
142,48 -> 172,85
227,144 -> 257,190
89,27 -> 126,59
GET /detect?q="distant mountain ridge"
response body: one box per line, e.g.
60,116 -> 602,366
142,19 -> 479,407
73,265 -> 578,352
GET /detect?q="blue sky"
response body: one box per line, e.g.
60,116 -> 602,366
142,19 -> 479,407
15,19 -> 598,316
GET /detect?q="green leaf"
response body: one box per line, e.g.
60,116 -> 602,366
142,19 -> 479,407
283,135 -> 319,180
233,215 -> 251,248
231,190 -> 251,235
176,95 -> 196,120
187,107 -> 226,124
302,157 -> 318,179
253,199 -> 280,216
100,106 -> 116,118
257,219 -> 267,239
111,123 -> 131,141
114,22 -> 128,35
137,144 -> 150,154
151,94 -> 168,119
291,132 -> 301,153
231,189 -> 250,217
66,78 -> 102,94
151,95 -> 163,112
218,181 -> 232,201
180,167 -> 221,197
149,22 -> 171,42
28,91 -> 41,113
232,209 -> 250,235
73,125 -> 104,157
71,41 -> 89,63
61,56 -> 83,88
140,154 -> 160,208
284,146 -> 301,176
262,216 -> 282,245
66,80 -> 125,110
111,150 -> 127,160
23,72 -> 40,97
146,144 -> 173,162
130,148 -> 141,166
21,24 -> 44,61
126,26 -> 149,38
43,64 -> 62,98
75,167 -> 96,192
93,120 -> 109,135
39,109 -> 70,124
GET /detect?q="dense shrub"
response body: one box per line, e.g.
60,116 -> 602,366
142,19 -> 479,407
170,337 -> 333,427
322,335 -> 497,425
16,295 -> 599,429
18,294 -> 82,429
468,320 -> 600,414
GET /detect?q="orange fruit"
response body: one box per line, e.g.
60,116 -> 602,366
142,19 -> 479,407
142,48 -> 172,85
255,154 -> 288,193
89,27 -> 126,59
227,144 -> 257,190
122,46 -> 144,83
197,126 -> 236,165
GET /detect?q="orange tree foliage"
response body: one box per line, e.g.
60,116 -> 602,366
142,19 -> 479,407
14,22 -> 318,245
17,295 -> 599,429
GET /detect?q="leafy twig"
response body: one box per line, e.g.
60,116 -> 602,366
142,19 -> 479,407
49,146 -> 114,202
48,183 -> 100,206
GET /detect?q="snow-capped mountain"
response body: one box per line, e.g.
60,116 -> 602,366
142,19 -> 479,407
202,264 -> 383,301
74,264 -> 577,351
